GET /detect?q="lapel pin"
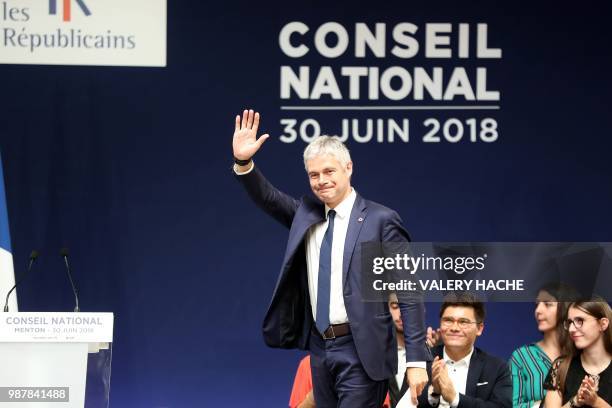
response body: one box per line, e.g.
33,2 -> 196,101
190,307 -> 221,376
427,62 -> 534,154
358,217 -> 364,223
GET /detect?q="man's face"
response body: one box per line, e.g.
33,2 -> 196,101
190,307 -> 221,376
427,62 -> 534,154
439,306 -> 483,350
306,155 -> 352,208
389,301 -> 403,333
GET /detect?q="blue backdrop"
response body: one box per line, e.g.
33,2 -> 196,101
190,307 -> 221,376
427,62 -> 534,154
1,1 -> 611,406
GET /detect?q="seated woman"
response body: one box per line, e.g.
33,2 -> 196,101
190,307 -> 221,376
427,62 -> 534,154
509,283 -> 576,408
544,298 -> 612,408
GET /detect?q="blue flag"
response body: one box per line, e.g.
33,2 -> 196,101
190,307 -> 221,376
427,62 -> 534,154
0,153 -> 16,311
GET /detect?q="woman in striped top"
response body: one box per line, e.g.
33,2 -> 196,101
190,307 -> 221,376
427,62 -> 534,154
510,283 -> 577,408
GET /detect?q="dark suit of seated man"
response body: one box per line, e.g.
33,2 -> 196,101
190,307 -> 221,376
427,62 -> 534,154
418,293 -> 512,408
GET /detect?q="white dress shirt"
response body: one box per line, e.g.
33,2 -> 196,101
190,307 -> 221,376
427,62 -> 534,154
429,347 -> 474,408
306,188 -> 356,325
395,346 -> 418,408
233,162 -> 254,175
396,346 -> 407,391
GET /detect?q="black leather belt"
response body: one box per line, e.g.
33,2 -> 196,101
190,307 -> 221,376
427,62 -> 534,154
315,323 -> 351,340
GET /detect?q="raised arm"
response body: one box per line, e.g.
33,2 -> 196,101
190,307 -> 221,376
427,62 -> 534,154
233,109 -> 300,228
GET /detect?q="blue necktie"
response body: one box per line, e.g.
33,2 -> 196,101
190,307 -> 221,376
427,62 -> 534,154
316,209 -> 336,334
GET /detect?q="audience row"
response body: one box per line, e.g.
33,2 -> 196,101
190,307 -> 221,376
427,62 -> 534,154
289,286 -> 612,408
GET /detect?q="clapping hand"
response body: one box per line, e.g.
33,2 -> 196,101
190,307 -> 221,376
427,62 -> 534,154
576,375 -> 599,407
432,356 -> 457,404
426,326 -> 442,348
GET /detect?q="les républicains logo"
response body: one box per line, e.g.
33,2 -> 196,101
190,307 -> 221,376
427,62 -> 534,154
1,0 -> 136,53
48,0 -> 91,22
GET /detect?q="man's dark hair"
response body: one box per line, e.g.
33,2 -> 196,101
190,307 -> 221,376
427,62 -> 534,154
439,292 -> 486,323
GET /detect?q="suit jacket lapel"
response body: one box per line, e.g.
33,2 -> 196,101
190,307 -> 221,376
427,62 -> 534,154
387,367 -> 410,404
388,374 -> 400,399
399,371 -> 409,399
466,348 -> 483,397
284,196 -> 324,260
343,194 -> 367,287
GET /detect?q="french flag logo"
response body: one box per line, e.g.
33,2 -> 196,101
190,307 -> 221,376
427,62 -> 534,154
0,153 -> 17,312
49,0 -> 92,22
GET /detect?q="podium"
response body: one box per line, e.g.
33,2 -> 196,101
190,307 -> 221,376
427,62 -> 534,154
0,313 -> 114,408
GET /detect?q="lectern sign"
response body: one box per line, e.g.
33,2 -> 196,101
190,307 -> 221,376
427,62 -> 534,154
0,312 -> 113,342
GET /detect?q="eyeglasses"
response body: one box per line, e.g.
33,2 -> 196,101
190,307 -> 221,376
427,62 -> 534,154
440,317 -> 481,329
563,317 -> 599,330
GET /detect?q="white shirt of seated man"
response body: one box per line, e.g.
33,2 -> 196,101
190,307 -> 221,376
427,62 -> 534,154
427,348 -> 474,408
427,303 -> 484,408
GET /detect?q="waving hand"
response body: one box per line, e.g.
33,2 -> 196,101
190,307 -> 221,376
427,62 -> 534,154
233,109 -> 269,161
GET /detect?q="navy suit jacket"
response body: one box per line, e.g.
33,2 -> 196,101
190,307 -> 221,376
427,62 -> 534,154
236,166 -> 430,380
417,345 -> 512,408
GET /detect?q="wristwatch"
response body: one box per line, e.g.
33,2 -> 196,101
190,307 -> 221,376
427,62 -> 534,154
233,157 -> 252,166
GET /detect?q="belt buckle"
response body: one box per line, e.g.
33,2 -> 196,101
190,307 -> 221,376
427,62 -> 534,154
322,325 -> 335,340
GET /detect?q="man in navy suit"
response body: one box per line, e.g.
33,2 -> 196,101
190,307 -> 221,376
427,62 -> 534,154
418,293 -> 511,408
232,109 -> 431,407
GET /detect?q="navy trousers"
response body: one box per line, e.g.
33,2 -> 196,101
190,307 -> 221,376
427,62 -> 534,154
309,331 -> 388,408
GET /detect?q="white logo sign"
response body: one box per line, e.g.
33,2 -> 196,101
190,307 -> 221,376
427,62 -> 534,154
0,0 -> 166,66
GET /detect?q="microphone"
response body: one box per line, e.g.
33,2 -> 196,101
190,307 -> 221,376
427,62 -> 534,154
60,248 -> 80,313
3,250 -> 39,312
